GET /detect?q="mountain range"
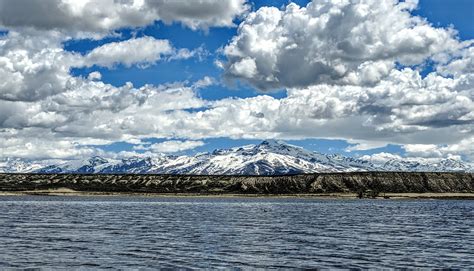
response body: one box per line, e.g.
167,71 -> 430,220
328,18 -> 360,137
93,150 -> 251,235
1,140 -> 472,174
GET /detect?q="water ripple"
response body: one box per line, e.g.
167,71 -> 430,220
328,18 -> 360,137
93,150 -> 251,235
0,196 -> 473,269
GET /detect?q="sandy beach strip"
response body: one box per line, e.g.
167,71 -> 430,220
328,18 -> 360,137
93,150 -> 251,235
1,188 -> 474,199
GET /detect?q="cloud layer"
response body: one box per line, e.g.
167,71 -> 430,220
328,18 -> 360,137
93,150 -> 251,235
0,0 -> 473,163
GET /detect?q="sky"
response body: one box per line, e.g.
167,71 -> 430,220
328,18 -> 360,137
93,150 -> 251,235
0,0 -> 473,163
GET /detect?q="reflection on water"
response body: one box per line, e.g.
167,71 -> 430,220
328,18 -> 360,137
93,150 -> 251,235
0,196 -> 473,269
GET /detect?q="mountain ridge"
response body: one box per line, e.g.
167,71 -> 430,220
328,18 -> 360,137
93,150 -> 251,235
1,140 -> 472,174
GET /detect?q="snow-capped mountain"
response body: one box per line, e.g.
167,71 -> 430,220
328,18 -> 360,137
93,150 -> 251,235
1,140 -> 472,174
150,140 -> 379,175
0,158 -> 45,173
379,158 -> 473,172
31,140 -> 378,175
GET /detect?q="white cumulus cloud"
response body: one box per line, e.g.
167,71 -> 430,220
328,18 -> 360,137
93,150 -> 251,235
84,36 -> 173,68
150,140 -> 205,153
223,0 -> 461,90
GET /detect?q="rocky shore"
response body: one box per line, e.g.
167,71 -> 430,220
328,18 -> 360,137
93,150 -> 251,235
0,172 -> 473,196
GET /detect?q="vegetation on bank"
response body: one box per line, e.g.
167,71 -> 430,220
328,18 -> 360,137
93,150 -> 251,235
0,172 -> 473,196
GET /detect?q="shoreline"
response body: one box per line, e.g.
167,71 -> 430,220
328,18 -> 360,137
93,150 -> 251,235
1,189 -> 474,200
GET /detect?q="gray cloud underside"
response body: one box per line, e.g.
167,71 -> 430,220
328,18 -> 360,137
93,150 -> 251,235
1,64 -> 472,160
0,0 -> 248,35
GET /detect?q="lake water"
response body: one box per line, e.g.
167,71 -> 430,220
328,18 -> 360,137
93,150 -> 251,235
0,196 -> 473,269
